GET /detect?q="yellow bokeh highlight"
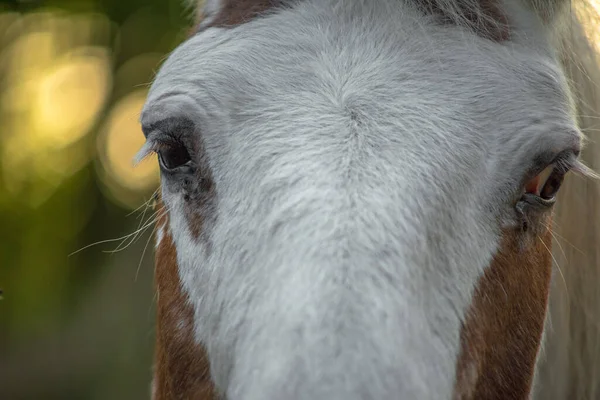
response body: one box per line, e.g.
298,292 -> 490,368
0,12 -> 114,207
33,49 -> 112,148
1,31 -> 58,114
0,10 -> 163,209
98,89 -> 159,207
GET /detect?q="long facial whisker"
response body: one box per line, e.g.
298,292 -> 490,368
108,195 -> 168,255
109,209 -> 167,255
549,230 -> 567,265
542,221 -> 568,262
135,222 -> 161,282
109,207 -> 160,254
544,221 -> 586,255
537,235 -> 570,307
68,217 -> 159,258
104,211 -> 162,253
126,188 -> 160,218
69,190 -> 164,257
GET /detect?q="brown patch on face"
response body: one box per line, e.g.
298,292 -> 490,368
195,0 -> 283,31
183,174 -> 215,241
153,203 -> 216,400
192,0 -> 509,39
147,116 -> 215,241
453,221 -> 554,399
417,0 -> 510,42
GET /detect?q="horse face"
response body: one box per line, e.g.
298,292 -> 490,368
139,1 -> 583,398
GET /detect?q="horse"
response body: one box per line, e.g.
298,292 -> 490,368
136,0 -> 600,398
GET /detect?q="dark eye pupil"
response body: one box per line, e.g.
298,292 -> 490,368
540,172 -> 565,200
158,144 -> 191,170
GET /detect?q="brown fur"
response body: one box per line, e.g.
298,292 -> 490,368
416,0 -> 510,41
193,0 -> 509,40
454,223 -> 554,399
195,0 -> 283,31
153,205 -> 216,400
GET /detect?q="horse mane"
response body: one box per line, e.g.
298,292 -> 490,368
533,2 -> 600,398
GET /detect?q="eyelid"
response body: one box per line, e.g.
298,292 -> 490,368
519,193 -> 556,213
136,116 -> 196,164
524,149 -> 577,186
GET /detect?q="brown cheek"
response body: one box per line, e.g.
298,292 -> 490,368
454,219 -> 553,399
153,203 -> 216,400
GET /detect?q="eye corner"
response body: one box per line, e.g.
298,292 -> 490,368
514,192 -> 556,234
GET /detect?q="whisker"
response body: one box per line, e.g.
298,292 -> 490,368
546,221 -> 586,255
136,222 -> 160,282
538,235 -> 569,305
549,228 -> 568,262
126,188 -> 159,218
105,210 -> 166,255
575,114 -> 600,120
69,223 -> 154,257
70,189 -> 164,257
109,208 -> 160,254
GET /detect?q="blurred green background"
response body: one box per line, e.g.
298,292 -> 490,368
0,0 -> 189,398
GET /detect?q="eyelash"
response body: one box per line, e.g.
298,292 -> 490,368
138,134 -> 193,174
521,153 -> 576,203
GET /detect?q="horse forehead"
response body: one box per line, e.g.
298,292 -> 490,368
150,3 -> 569,132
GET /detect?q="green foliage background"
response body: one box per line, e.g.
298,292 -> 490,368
0,0 -> 189,398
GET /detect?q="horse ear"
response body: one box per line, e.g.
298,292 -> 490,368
188,0 -> 283,31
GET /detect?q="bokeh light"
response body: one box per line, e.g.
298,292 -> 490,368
34,48 -> 112,148
97,89 -> 160,209
0,2 -> 186,399
0,12 -> 114,207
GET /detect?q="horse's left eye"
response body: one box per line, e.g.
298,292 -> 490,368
158,142 -> 191,171
524,164 -> 566,202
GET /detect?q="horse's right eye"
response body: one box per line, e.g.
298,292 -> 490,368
158,143 -> 191,171
539,168 -> 566,201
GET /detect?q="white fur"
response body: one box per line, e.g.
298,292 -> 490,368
155,225 -> 165,249
195,0 -> 224,29
141,0 -> 581,398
